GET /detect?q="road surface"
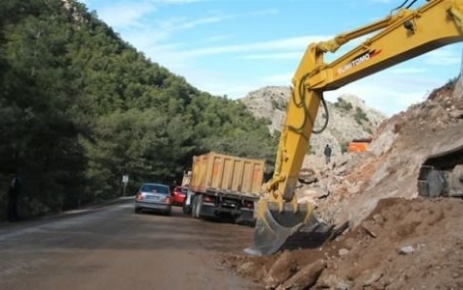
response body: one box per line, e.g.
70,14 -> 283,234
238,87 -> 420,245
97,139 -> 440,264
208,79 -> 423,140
0,201 -> 261,290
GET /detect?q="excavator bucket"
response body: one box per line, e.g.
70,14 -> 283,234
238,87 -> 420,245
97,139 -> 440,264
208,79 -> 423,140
248,198 -> 319,256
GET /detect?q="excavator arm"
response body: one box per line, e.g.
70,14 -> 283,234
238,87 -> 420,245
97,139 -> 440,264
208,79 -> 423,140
252,0 -> 463,255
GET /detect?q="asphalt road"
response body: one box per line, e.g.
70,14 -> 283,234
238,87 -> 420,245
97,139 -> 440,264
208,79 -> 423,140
0,201 -> 261,290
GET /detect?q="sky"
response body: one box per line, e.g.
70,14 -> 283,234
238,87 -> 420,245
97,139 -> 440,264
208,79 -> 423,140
80,0 -> 463,116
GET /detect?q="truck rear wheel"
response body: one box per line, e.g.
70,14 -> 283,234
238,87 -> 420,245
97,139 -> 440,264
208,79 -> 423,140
191,196 -> 198,218
194,195 -> 203,219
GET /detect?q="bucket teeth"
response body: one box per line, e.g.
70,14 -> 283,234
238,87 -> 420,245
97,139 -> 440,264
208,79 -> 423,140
252,210 -> 303,255
248,200 -> 318,256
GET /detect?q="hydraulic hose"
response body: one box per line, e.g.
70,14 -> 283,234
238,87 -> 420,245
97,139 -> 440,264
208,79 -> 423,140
288,73 -> 329,134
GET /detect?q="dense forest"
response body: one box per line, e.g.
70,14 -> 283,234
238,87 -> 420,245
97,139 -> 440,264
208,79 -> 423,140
0,0 -> 277,220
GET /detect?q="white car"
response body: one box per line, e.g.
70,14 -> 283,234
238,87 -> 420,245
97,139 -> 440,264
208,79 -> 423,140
134,183 -> 172,215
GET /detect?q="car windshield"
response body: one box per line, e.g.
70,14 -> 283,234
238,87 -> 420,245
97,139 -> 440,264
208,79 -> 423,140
141,184 -> 169,194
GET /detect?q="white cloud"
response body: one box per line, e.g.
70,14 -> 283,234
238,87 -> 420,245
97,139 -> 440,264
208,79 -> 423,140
249,8 -> 278,16
177,35 -> 331,58
238,52 -> 303,60
97,1 -> 157,28
128,34 -> 331,70
176,15 -> 228,29
159,8 -> 278,31
110,7 -> 279,52
155,0 -> 204,4
154,13 -> 234,33
425,48 -> 462,65
94,0 -> 211,29
262,73 -> 293,84
389,67 -> 427,75
204,34 -> 232,43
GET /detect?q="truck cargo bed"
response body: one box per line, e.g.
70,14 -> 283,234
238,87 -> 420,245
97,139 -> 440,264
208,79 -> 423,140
189,151 -> 265,196
184,151 -> 266,224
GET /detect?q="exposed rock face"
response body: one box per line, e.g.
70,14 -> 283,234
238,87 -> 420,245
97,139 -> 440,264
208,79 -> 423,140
239,86 -> 288,134
239,86 -> 387,157
293,77 -> 463,228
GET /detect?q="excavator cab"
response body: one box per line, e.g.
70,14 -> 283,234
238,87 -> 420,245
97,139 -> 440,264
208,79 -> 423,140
250,0 -> 463,255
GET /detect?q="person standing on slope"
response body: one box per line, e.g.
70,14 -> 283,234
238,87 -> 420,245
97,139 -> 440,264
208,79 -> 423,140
324,144 -> 332,165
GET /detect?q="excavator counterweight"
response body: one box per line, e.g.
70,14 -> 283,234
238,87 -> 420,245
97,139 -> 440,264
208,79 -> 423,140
251,0 -> 463,255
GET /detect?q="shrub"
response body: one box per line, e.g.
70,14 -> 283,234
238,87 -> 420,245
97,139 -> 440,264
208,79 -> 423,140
334,97 -> 353,111
354,107 -> 369,124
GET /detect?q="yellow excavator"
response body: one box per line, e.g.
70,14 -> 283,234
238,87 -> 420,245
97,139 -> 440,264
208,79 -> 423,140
252,0 -> 463,255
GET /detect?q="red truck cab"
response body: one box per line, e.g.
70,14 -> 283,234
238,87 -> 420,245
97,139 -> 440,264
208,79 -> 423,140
171,186 -> 188,206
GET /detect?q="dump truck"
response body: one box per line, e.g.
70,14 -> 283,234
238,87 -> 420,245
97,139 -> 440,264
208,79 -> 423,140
182,151 -> 265,224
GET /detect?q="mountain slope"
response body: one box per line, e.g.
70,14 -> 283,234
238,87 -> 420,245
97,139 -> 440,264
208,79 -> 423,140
239,86 -> 387,157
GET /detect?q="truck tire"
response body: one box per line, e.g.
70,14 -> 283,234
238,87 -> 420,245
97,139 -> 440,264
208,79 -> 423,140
191,196 -> 198,218
194,195 -> 203,219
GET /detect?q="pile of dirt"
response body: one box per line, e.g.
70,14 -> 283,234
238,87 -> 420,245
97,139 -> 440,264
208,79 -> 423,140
221,197 -> 463,289
221,78 -> 463,289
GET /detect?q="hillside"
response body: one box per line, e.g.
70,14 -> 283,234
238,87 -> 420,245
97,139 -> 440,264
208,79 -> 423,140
240,86 -> 386,158
0,0 -> 276,220
223,77 -> 463,289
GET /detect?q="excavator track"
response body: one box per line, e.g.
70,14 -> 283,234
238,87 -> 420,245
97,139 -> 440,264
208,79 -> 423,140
418,145 -> 463,198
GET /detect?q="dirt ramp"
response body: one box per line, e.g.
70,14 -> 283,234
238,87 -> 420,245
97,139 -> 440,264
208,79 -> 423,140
222,197 -> 463,289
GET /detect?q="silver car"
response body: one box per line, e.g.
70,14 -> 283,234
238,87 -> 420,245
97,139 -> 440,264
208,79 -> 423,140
134,183 -> 172,215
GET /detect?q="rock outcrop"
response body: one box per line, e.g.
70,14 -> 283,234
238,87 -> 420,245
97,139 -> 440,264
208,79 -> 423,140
239,86 -> 387,157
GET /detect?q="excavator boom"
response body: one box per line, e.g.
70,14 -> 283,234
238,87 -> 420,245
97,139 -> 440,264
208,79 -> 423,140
252,0 -> 463,255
